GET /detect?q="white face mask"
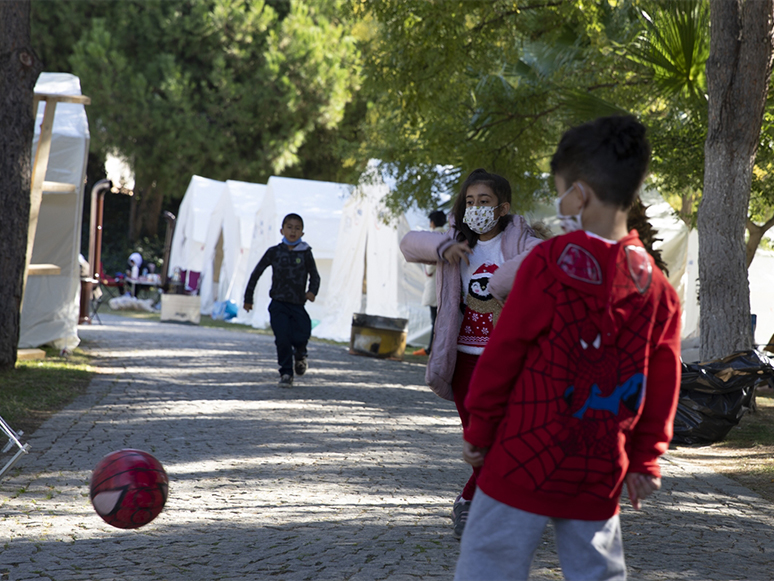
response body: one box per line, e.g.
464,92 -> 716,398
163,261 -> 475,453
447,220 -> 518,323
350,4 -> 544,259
463,204 -> 501,235
555,183 -> 586,233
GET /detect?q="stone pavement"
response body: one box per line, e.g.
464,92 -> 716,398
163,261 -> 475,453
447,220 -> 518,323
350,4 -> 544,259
1,314 -> 774,580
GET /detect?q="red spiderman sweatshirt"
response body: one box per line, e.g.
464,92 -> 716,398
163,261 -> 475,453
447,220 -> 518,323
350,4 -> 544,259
464,229 -> 681,520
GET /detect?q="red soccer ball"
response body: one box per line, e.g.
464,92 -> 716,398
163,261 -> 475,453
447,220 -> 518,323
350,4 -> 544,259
90,449 -> 169,529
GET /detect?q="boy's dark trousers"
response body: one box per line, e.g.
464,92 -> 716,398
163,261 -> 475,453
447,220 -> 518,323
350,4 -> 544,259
268,299 -> 311,377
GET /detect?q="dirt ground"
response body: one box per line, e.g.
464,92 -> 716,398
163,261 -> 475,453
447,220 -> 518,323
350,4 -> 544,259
668,387 -> 774,503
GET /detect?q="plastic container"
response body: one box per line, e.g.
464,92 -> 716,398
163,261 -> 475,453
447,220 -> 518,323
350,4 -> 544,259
349,313 -> 408,360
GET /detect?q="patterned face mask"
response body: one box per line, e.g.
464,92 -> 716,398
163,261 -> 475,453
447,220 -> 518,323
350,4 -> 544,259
463,204 -> 502,235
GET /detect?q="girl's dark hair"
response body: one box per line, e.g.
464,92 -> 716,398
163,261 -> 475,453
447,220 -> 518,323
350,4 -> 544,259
452,168 -> 513,248
550,115 -> 651,209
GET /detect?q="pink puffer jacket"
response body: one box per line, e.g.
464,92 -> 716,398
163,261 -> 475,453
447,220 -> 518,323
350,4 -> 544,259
400,216 -> 543,400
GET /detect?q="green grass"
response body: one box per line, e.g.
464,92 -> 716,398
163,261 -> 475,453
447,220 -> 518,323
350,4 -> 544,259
0,347 -> 94,437
717,388 -> 774,448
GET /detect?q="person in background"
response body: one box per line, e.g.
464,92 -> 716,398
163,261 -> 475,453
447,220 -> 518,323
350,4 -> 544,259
412,209 -> 448,357
400,168 -> 543,538
127,252 -> 144,280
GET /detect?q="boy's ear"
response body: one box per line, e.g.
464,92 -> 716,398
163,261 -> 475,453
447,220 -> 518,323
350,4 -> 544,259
577,181 -> 595,204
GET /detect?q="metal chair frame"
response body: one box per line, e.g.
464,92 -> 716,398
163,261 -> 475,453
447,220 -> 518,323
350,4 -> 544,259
0,416 -> 30,480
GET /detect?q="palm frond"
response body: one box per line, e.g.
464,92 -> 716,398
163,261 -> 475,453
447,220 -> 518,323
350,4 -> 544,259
626,0 -> 709,105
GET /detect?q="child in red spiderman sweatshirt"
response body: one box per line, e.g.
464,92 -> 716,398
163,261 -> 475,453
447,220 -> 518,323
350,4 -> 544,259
454,116 -> 681,581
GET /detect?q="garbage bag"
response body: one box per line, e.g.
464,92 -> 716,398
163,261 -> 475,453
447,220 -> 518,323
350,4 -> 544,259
672,350 -> 774,446
211,300 -> 238,321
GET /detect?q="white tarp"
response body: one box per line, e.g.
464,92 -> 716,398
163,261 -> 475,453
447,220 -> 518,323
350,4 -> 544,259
749,250 -> 774,348
20,73 -> 90,352
199,180 -> 272,316
681,234 -> 774,354
639,188 -> 692,335
312,170 -> 430,343
244,176 -> 352,329
167,175 -> 225,290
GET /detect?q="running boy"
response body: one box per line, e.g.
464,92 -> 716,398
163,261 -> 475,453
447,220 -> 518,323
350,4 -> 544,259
455,116 -> 681,580
244,213 -> 320,388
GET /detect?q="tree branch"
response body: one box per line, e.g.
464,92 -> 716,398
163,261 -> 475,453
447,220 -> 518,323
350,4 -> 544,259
473,1 -> 567,32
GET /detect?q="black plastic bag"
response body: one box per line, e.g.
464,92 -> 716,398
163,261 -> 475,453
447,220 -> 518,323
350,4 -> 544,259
671,350 -> 774,446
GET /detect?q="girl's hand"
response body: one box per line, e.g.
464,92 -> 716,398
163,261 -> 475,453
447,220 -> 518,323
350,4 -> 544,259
443,242 -> 472,266
626,473 -> 661,510
462,439 -> 488,467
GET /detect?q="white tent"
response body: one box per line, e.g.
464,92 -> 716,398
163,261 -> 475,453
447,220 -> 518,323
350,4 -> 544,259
312,170 -> 430,343
19,73 -> 90,352
199,180 -> 272,316
244,176 -> 352,329
167,175 -> 225,291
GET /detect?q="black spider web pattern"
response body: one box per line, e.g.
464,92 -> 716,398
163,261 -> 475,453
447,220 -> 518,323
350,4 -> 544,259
499,251 -> 659,501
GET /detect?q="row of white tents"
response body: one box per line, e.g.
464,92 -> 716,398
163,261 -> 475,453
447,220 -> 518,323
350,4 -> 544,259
20,72 -> 774,358
167,165 -> 432,344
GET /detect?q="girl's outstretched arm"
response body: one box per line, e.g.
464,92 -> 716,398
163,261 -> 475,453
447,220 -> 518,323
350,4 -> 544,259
399,230 -> 450,264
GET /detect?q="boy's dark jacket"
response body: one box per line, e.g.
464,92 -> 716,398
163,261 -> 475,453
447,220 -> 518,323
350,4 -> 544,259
244,241 -> 320,306
464,229 -> 681,521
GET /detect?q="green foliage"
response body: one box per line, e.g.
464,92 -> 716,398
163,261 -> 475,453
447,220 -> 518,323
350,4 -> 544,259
61,0 -> 360,224
621,0 -> 709,201
627,0 -> 709,104
30,1 -> 110,72
357,1 -> 643,213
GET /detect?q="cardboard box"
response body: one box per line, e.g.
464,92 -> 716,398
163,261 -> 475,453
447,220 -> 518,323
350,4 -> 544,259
160,294 -> 201,325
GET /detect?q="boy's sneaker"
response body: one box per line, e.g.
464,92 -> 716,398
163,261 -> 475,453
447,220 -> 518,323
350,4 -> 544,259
294,357 -> 308,376
278,374 -> 293,388
451,495 -> 471,539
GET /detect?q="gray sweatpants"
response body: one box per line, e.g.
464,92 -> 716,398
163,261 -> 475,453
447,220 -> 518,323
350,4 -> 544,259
454,490 -> 626,581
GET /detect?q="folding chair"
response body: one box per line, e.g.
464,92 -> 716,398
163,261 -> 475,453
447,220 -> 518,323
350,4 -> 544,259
0,415 -> 30,480
90,264 -> 124,324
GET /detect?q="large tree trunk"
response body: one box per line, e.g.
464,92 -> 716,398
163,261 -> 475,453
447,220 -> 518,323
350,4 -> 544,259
699,0 -> 774,360
0,1 -> 43,370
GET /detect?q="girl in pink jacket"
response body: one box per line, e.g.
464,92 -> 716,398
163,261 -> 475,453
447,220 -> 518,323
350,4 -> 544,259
399,168 -> 543,538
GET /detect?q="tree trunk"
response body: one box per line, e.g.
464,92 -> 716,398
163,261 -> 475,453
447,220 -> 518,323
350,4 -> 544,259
136,182 -> 164,239
129,176 -> 164,241
699,0 -> 774,360
0,1 -> 43,370
746,215 -> 774,267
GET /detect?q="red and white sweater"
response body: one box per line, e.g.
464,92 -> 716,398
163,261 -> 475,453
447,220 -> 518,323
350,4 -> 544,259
464,230 -> 681,520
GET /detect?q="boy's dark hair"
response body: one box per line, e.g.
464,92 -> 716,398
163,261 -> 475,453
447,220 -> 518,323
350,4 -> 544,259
428,210 -> 447,228
550,115 -> 651,210
282,213 -> 304,228
452,168 -> 513,249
